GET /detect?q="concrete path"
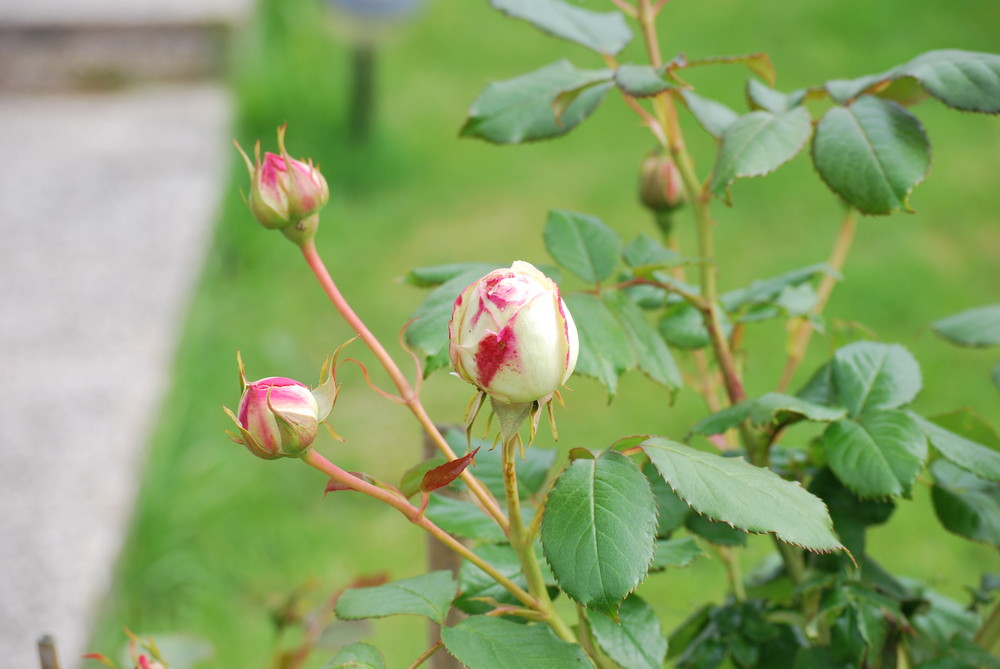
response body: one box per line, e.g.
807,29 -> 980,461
0,2 -> 244,666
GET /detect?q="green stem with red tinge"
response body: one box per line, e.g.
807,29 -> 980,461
302,449 -> 533,608
299,239 -> 509,532
775,207 -> 858,393
633,0 -> 748,409
500,432 -> 578,644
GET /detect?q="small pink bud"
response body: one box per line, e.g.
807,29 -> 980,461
448,261 -> 579,406
639,151 -> 685,213
135,656 -> 165,669
224,353 -> 338,459
237,377 -> 320,458
235,125 -> 329,233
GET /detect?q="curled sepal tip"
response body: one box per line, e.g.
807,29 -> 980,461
313,337 -> 354,421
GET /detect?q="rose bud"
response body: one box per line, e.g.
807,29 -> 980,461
136,656 -> 165,669
235,124 -> 329,231
224,353 -> 338,459
448,261 -> 579,407
639,151 -> 685,213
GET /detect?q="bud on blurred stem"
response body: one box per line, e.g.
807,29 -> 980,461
639,150 -> 686,239
234,124 -> 329,245
136,656 -> 165,669
224,352 -> 339,459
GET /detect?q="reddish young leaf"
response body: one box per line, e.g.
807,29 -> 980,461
82,654 -> 116,669
421,448 -> 480,493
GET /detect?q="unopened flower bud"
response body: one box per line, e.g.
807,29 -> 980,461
235,124 -> 329,233
136,656 -> 165,669
448,261 -> 579,406
639,151 -> 685,213
224,353 -> 338,459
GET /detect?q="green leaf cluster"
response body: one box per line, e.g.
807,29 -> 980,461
337,3 -> 1000,666
462,8 -> 1000,217
792,342 -> 1000,548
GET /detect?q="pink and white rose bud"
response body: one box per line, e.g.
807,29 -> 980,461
236,377 -> 320,458
236,124 -> 329,231
224,354 -> 338,459
135,656 -> 165,669
448,261 -> 579,406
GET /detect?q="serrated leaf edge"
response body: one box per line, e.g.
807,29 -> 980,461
643,441 -> 846,555
711,107 -> 813,205
540,452 -> 658,617
810,96 -> 933,216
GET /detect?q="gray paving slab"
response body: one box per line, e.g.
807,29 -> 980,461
0,0 -> 248,25
0,83 -> 230,668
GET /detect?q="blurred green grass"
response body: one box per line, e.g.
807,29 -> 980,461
90,0 -> 1000,666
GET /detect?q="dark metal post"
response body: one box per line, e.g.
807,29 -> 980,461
349,41 -> 375,144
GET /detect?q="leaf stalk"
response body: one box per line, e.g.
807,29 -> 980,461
776,207 -> 858,392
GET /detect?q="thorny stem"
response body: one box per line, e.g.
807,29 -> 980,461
300,240 -> 509,531
604,47 -> 728,417
631,1 -> 824,588
302,450 -> 534,609
637,6 -> 747,407
501,435 -> 578,644
775,207 -> 859,392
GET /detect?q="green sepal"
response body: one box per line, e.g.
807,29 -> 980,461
491,398 -> 532,444
312,338 -> 353,422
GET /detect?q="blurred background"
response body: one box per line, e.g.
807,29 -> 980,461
2,0 -> 998,667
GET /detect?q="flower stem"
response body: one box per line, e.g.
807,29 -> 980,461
658,218 -> 723,416
672,134 -> 747,407
776,207 -> 858,392
302,450 -> 533,609
634,0 -> 747,408
501,435 -> 577,643
299,240 -> 508,531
